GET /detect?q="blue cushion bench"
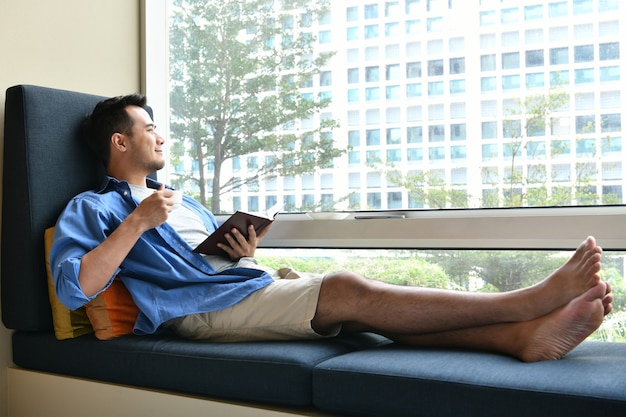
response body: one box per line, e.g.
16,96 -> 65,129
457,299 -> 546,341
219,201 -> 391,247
3,84 -> 626,417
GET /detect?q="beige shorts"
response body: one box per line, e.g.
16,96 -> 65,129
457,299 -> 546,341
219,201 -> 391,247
166,268 -> 341,342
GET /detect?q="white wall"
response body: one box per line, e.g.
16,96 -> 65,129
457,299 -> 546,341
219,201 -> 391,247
0,1 -> 142,415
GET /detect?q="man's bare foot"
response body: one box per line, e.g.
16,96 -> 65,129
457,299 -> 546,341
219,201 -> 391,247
519,236 -> 602,320
518,282 -> 612,363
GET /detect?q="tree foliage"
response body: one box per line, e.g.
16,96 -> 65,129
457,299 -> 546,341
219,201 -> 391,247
169,0 -> 342,212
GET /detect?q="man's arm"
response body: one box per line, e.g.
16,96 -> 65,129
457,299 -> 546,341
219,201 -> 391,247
78,186 -> 175,297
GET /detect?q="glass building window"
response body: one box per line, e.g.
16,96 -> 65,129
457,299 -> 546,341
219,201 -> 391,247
388,192 -> 403,209
320,71 -> 332,86
348,151 -> 361,165
407,126 -> 423,143
347,27 -> 358,41
550,47 -> 569,65
366,192 -> 381,209
450,57 -> 465,74
450,79 -> 466,94
576,138 -> 595,155
406,83 -> 422,97
407,147 -> 423,162
385,1 -> 400,17
548,2 -> 568,18
451,145 -> 467,159
502,52 -> 520,69
348,130 -> 360,147
346,6 -> 358,21
502,74 -> 520,90
365,24 -> 379,39
573,0 -> 593,15
550,70 -> 570,86
601,113 -> 621,133
366,150 -> 381,163
429,146 -> 445,160
482,144 -> 498,159
347,68 -> 359,83
406,19 -> 421,35
574,45 -> 594,63
481,76 -> 497,92
387,127 -> 401,144
406,61 -> 422,78
501,7 -> 520,24
481,54 -> 496,71
599,42 -> 620,60
386,85 -> 401,100
348,172 -> 360,188
365,66 -> 379,82
429,125 -> 445,142
451,123 -> 466,141
365,87 -> 380,100
524,4 -> 543,20
427,17 -> 443,32
366,129 -> 380,145
575,68 -> 594,84
600,66 -> 620,82
480,10 -> 496,26
387,149 -> 402,162
525,49 -> 544,67
526,72 -> 545,88
428,81 -> 444,95
386,64 -> 400,80
385,22 -> 400,37
601,136 -> 622,154
428,59 -> 444,76
319,30 -> 331,44
364,4 -> 379,19
482,121 -> 497,139
576,115 -> 595,134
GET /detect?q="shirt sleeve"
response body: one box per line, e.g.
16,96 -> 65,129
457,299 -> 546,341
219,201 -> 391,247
50,195 -> 118,310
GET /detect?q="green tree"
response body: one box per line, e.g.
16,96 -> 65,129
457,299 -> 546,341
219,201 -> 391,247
169,0 -> 342,212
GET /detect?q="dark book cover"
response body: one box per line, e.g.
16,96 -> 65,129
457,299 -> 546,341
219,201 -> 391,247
193,210 -> 277,255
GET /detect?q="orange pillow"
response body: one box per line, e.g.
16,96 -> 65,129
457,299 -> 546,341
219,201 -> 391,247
86,277 -> 140,340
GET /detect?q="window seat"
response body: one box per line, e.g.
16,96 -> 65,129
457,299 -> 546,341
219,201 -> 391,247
3,84 -> 626,417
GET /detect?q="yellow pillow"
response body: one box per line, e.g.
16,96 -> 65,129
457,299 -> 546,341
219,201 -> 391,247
44,227 -> 93,339
45,227 -> 140,340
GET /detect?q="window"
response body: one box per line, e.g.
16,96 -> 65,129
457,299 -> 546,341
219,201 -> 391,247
574,45 -> 594,63
525,49 -> 544,67
550,47 -> 568,65
481,54 -> 496,71
599,42 -> 620,61
502,52 -> 520,70
153,3 -> 626,326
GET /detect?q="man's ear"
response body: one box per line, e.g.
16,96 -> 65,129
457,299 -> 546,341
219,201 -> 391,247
111,132 -> 128,153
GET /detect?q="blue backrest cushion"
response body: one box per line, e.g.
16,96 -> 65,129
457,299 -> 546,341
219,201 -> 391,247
3,85 -> 108,331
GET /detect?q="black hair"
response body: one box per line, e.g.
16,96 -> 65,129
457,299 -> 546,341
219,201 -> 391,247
83,94 -> 147,167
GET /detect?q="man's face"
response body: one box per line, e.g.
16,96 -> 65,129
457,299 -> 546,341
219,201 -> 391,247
125,105 -> 166,173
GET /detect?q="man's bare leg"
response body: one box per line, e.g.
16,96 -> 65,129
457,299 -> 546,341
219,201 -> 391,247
387,282 -> 613,362
312,236 -> 603,337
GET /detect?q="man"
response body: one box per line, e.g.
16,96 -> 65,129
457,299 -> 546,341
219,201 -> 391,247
51,94 -> 613,363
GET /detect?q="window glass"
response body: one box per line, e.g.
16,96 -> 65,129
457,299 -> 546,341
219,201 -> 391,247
162,0 -> 624,218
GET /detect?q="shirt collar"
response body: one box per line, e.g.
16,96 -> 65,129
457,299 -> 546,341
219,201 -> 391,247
97,175 -> 166,194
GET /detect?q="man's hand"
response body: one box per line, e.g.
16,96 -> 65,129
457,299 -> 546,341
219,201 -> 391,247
217,223 -> 272,260
127,184 -> 176,232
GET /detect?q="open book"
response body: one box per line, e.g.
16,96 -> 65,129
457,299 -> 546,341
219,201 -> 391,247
193,206 -> 281,256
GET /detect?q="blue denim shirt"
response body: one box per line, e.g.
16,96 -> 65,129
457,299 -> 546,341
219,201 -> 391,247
50,176 -> 273,335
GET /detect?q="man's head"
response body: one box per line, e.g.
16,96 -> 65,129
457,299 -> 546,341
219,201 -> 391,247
83,94 -> 148,168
